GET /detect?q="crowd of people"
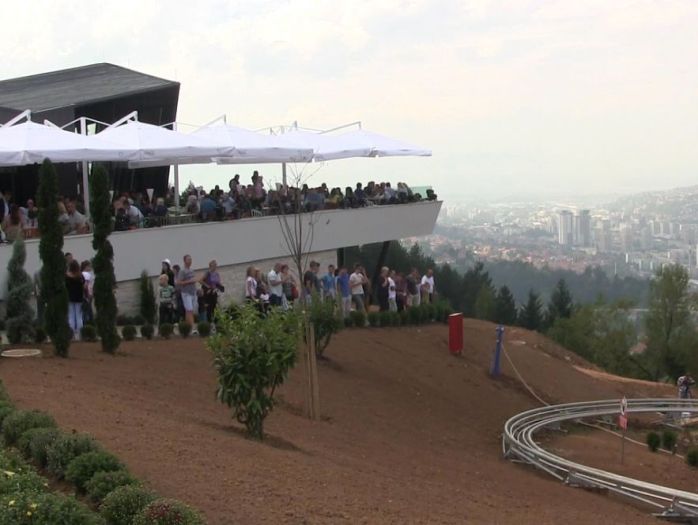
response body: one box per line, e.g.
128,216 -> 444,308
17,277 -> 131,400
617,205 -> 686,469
0,171 -> 437,240
155,255 -> 437,327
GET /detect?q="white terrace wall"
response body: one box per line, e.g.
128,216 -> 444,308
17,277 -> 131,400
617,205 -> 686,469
114,249 -> 337,314
0,200 -> 441,309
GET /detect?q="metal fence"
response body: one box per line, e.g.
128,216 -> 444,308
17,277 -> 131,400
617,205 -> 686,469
503,399 -> 698,521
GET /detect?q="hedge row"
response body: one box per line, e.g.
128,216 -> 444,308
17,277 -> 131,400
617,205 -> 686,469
345,301 -> 453,328
0,379 -> 205,524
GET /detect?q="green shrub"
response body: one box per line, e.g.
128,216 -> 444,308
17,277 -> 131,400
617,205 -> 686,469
662,429 -> 678,452
343,316 -> 354,328
367,311 -> 380,327
399,309 -> 408,326
0,402 -> 16,427
100,485 -> 157,525
687,448 -> 698,467
0,456 -> 47,495
0,319 -> 5,331
140,324 -> 155,340
646,431 -> 661,452
349,310 -> 366,328
139,271 -> 157,326
208,304 -> 298,440
197,321 -> 211,337
34,326 -> 47,344
0,491 -> 104,525
66,451 -> 124,492
85,470 -> 138,503
81,324 -> 98,342
0,379 -> 10,403
2,409 -> 56,446
389,311 -> 401,326
308,295 -> 343,357
17,427 -> 60,463
47,433 -> 100,479
0,447 -> 29,471
407,306 -> 422,325
121,325 -> 137,341
420,303 -> 435,323
377,311 -> 391,327
178,321 -> 192,338
116,314 -> 129,326
159,323 -> 174,339
134,498 -> 204,525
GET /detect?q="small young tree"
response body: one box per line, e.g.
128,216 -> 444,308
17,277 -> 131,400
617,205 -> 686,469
5,239 -> 35,344
90,165 -> 120,353
518,290 -> 543,331
545,279 -> 574,328
37,159 -> 71,357
494,285 -> 518,325
139,271 -> 157,325
208,304 -> 298,439
308,294 -> 343,358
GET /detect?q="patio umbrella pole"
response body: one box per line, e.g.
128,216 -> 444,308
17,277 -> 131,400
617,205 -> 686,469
79,117 -> 91,218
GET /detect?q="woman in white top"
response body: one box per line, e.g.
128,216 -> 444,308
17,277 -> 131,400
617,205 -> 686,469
245,266 -> 258,303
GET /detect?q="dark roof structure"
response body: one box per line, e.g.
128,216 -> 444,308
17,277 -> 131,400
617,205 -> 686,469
0,63 -> 179,112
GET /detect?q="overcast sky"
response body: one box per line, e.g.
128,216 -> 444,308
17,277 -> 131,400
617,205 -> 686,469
1,0 -> 697,201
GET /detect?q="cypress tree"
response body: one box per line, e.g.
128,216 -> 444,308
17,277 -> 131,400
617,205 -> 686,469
139,270 -> 157,325
90,165 -> 120,353
5,239 -> 36,344
37,159 -> 72,357
518,290 -> 543,332
494,285 -> 518,326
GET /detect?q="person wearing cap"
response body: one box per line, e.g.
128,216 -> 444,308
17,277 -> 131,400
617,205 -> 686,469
161,259 -> 175,287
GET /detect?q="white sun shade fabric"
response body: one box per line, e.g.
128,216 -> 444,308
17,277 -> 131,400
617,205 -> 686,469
0,121 -> 137,166
265,129 -> 373,162
98,120 -> 234,162
326,129 -> 432,158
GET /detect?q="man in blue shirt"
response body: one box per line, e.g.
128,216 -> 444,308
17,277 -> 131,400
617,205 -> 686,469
321,264 -> 337,301
336,266 -> 351,318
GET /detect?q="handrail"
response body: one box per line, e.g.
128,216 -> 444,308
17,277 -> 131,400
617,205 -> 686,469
503,399 -> 698,520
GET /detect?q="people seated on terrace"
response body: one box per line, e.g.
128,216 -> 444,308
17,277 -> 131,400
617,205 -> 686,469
199,192 -> 218,221
354,183 -> 367,206
153,198 -> 168,217
57,201 -> 71,234
114,208 -> 130,231
426,188 -> 438,201
20,199 -> 38,229
221,193 -> 238,219
122,198 -> 144,227
185,194 -> 200,215
382,182 -> 397,204
304,188 -> 325,212
2,204 -> 26,242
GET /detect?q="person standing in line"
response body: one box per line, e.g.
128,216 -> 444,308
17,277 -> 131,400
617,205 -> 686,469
66,260 -> 85,340
303,261 -> 321,303
394,271 -> 407,312
388,270 -> 398,312
80,260 -> 94,325
245,266 -> 258,304
201,260 -> 224,321
321,264 -> 337,302
161,259 -> 175,286
349,264 -> 368,313
268,263 -> 284,307
377,266 -> 390,312
176,254 -> 198,328
421,268 -> 435,304
336,266 -> 352,319
172,264 -> 184,322
406,268 -> 421,307
158,273 -> 175,324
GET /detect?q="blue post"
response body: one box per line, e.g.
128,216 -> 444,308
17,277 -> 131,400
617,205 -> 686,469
491,325 -> 505,377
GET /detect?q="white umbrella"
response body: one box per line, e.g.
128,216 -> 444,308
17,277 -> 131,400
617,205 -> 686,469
265,128 -> 373,163
325,129 -> 431,158
97,120 -> 234,161
201,124 -> 314,164
0,121 -> 137,166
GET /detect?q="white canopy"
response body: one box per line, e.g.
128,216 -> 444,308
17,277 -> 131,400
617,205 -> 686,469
0,121 -> 137,166
325,129 -> 432,159
263,129 -> 373,163
97,120 -> 234,162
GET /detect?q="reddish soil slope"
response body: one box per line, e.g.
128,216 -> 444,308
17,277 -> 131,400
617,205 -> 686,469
0,319 -> 673,524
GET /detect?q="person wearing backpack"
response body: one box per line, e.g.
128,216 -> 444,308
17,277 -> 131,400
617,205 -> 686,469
678,374 -> 695,399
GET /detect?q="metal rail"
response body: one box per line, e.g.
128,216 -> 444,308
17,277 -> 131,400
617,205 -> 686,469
503,399 -> 698,521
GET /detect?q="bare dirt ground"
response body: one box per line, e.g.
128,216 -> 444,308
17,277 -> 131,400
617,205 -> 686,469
0,319 -> 674,524
545,427 -> 698,494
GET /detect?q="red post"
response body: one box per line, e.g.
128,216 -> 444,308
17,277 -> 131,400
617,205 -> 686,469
448,313 -> 463,355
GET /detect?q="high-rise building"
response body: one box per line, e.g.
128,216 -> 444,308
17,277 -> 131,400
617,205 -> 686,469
573,209 -> 591,247
558,210 -> 573,246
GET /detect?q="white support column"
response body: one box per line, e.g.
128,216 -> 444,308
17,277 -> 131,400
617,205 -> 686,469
282,162 -> 287,190
79,117 -> 90,218
174,164 -> 180,212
